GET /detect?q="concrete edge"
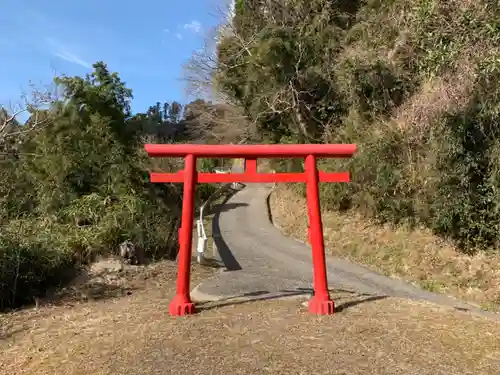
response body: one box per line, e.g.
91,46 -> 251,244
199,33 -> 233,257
191,282 -> 312,304
190,283 -> 232,302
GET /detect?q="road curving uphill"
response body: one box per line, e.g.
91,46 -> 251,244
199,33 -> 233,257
192,183 -> 500,321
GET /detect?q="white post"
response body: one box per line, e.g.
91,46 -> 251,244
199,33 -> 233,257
195,167 -> 232,264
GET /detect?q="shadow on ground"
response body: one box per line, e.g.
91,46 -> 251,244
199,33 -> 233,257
206,186 -> 388,314
0,279 -> 139,342
212,191 -> 245,272
210,202 -> 248,214
196,287 -> 388,313
0,270 -> 140,315
51,281 -> 138,303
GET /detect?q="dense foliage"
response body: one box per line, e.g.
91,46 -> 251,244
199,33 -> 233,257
0,63 -> 225,309
215,0 -> 500,253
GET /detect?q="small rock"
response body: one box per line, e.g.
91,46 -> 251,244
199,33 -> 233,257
118,240 -> 145,265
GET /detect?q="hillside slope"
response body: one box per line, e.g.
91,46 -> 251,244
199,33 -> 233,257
215,0 -> 500,252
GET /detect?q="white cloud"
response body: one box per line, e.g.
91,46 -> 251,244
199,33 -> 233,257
183,20 -> 202,33
44,37 -> 91,68
54,51 -> 91,68
162,20 -> 200,42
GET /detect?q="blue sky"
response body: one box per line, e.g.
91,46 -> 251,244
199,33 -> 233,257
0,0 -> 229,115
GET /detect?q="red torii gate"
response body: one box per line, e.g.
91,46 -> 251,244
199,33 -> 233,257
145,143 -> 356,316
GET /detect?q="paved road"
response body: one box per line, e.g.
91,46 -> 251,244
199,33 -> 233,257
192,183 -> 499,320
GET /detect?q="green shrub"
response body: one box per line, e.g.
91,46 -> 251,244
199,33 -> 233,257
0,63 -> 213,309
0,220 -> 74,310
336,57 -> 414,120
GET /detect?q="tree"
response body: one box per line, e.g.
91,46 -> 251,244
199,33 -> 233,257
0,62 -> 191,309
182,98 -> 257,144
0,83 -> 57,151
214,0 -> 350,143
183,20 -> 258,145
54,61 -> 136,146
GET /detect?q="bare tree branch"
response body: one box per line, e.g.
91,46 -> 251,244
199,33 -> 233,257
0,82 -> 58,141
181,5 -> 262,145
183,100 -> 258,144
183,1 -> 331,144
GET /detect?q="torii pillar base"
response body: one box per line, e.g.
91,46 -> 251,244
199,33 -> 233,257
308,295 -> 335,315
169,294 -> 196,316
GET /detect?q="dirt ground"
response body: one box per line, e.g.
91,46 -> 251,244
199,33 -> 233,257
269,185 -> 500,311
1,259 -> 500,375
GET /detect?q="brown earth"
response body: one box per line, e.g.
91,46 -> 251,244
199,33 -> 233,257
1,258 -> 500,375
269,185 -> 500,311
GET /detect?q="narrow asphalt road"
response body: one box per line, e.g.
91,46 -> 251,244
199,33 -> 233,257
192,183 -> 499,320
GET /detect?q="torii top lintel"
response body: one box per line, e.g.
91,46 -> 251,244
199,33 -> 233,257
144,143 -> 356,159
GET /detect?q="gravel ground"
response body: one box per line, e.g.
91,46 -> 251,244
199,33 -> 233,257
1,260 -> 499,375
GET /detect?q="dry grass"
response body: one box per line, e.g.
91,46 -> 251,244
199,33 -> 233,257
0,260 -> 215,374
393,67 -> 473,133
1,259 -> 500,375
269,185 -> 500,311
